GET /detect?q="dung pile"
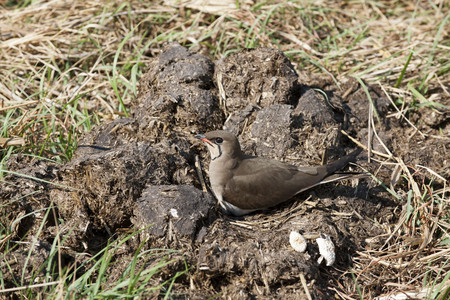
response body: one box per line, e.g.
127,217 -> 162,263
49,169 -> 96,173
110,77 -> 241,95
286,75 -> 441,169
2,43 -> 401,298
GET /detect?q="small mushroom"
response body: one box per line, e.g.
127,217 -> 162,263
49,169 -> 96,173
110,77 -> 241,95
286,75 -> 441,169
316,234 -> 335,266
289,231 -> 307,253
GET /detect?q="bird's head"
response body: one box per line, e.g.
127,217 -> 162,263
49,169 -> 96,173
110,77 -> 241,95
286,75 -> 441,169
195,130 -> 243,161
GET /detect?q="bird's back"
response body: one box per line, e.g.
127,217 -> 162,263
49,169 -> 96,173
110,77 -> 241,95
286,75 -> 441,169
221,156 -> 329,210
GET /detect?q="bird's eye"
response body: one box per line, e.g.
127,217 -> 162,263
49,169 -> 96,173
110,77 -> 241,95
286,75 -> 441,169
215,137 -> 223,144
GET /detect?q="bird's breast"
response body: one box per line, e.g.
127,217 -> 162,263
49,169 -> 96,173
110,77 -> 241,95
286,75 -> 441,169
208,159 -> 235,197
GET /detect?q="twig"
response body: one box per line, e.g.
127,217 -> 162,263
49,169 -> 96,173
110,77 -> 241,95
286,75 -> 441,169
195,155 -> 208,193
0,100 -> 39,111
0,137 -> 25,147
0,281 -> 60,293
300,272 -> 313,300
340,130 -> 392,159
378,83 -> 425,138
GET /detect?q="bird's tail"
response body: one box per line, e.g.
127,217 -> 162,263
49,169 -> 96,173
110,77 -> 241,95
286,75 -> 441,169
295,148 -> 364,194
318,148 -> 364,184
325,148 -> 362,174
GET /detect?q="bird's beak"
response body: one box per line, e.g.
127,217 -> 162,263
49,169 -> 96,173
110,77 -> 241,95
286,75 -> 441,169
195,134 -> 214,146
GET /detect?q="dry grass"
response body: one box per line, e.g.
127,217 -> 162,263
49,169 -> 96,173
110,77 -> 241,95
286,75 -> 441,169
1,0 -> 449,299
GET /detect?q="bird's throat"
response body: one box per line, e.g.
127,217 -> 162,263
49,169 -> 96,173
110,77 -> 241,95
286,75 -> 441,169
207,144 -> 222,161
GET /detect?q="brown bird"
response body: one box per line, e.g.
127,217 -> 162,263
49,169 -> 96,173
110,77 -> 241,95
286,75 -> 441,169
196,130 -> 361,216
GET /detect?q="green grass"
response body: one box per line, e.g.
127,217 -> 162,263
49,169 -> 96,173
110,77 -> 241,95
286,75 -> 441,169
1,200 -> 187,298
1,0 -> 447,163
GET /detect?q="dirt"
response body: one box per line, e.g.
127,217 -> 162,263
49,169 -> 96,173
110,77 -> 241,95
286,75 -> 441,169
1,43 -> 448,299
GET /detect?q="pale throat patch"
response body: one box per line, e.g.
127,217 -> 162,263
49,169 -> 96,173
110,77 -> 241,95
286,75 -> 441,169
206,144 -> 222,160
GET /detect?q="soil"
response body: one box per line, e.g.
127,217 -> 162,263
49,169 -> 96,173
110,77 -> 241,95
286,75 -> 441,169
1,43 -> 448,299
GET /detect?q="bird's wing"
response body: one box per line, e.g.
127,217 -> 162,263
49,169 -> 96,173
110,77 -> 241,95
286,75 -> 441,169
223,157 -> 327,209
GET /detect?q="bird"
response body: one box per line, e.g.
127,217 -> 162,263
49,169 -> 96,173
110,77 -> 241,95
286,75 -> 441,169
196,130 -> 362,216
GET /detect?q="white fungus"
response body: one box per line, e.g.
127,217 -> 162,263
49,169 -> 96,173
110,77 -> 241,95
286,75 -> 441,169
289,231 -> 307,253
316,234 -> 335,266
169,208 -> 179,218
